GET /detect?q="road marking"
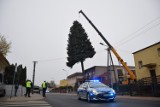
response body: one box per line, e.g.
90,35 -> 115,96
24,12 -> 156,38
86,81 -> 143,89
0,100 -> 52,107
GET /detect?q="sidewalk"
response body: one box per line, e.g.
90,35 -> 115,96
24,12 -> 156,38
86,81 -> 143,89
0,93 -> 44,102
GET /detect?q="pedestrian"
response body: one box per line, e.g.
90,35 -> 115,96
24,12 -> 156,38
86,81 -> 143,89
41,81 -> 47,97
14,82 -> 19,96
25,79 -> 32,97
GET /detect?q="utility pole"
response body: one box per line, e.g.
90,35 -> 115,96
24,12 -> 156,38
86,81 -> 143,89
100,43 -> 119,92
62,69 -> 68,93
32,61 -> 37,93
10,63 -> 17,99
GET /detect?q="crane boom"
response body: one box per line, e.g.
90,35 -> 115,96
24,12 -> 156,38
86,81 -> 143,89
79,10 -> 136,80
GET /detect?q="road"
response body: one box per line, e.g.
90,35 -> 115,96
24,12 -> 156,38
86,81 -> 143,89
45,93 -> 160,107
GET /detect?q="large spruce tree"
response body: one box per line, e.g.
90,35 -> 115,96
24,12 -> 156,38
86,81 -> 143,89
66,20 -> 96,73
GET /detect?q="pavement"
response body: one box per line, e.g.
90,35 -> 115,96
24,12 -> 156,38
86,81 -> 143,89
0,93 -> 160,102
0,93 -> 44,102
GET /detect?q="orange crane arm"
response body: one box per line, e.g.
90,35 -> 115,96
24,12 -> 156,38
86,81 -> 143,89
79,10 -> 136,80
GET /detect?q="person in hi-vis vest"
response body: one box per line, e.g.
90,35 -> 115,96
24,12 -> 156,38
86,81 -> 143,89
41,81 -> 47,97
25,80 -> 32,97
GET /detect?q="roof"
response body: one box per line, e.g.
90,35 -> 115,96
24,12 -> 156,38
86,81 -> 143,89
67,72 -> 83,78
0,52 -> 10,65
84,65 -> 135,73
133,41 -> 160,54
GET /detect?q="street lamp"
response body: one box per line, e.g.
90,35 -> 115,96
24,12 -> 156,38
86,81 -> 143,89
62,69 -> 68,79
100,42 -> 108,47
62,69 -> 68,93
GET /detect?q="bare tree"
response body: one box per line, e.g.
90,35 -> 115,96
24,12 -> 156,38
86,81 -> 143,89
0,35 -> 11,56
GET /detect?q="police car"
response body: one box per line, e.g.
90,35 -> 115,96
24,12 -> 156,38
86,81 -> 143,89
77,80 -> 116,102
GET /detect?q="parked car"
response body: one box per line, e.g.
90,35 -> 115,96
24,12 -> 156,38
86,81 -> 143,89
33,86 -> 40,94
0,83 -> 5,97
77,80 -> 116,102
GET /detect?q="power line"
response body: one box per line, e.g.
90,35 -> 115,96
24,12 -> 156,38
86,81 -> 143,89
36,57 -> 66,63
114,16 -> 160,47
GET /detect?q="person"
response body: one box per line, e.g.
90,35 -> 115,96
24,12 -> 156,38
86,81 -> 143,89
14,82 -> 19,96
41,81 -> 47,97
25,79 -> 32,97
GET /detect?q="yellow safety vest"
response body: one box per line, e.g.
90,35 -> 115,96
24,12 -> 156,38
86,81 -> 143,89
42,82 -> 46,88
26,81 -> 31,88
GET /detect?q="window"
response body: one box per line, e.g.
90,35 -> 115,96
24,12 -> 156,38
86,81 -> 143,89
117,69 -> 123,76
157,48 -> 160,56
138,61 -> 143,69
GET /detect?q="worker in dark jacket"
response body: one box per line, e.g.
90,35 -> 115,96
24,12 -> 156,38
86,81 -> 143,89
25,80 -> 32,97
41,81 -> 47,97
14,82 -> 19,96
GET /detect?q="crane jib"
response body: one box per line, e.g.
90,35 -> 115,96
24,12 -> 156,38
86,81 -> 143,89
79,10 -> 136,80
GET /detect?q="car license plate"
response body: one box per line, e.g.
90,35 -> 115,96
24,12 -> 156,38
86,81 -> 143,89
103,94 -> 110,97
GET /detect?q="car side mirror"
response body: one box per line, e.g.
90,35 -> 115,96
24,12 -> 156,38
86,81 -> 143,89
82,86 -> 87,89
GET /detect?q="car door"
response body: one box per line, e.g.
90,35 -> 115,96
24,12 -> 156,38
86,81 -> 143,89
81,82 -> 88,99
78,84 -> 84,98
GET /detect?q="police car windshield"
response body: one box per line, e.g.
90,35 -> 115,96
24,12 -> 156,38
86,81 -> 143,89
88,82 -> 109,88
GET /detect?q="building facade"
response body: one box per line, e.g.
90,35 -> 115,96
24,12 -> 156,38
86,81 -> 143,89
133,42 -> 160,80
133,42 -> 160,96
67,72 -> 83,87
59,79 -> 68,87
0,52 -> 10,83
84,66 -> 135,86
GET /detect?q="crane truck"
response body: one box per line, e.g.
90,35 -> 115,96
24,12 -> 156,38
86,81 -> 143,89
79,10 -> 136,81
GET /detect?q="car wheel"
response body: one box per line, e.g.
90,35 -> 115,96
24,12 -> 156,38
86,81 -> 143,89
109,99 -> 115,102
2,90 -> 6,97
77,93 -> 81,100
87,93 -> 91,103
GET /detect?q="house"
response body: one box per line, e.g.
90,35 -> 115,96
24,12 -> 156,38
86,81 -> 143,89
67,72 -> 83,90
0,52 -> 10,83
67,72 -> 83,87
59,79 -> 68,87
133,41 -> 160,80
0,52 -> 9,96
133,41 -> 160,96
84,65 -> 135,86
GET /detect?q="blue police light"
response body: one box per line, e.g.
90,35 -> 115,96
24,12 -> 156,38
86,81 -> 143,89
86,79 -> 100,82
93,79 -> 99,82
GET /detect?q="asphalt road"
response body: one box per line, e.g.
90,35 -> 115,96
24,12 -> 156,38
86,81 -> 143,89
45,93 -> 160,107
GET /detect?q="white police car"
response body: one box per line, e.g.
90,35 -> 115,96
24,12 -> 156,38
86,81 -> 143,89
77,80 -> 116,102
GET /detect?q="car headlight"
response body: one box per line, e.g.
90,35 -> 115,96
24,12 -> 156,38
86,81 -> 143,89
110,89 -> 116,94
92,90 -> 99,95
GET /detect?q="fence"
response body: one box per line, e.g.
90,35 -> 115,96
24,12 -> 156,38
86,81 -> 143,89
115,75 -> 160,97
5,85 -> 26,97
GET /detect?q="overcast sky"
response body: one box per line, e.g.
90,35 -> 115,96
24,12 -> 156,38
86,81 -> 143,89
0,0 -> 160,86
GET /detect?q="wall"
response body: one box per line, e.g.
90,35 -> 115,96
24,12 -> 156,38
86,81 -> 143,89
5,85 -> 26,97
68,75 -> 83,87
134,43 -> 160,80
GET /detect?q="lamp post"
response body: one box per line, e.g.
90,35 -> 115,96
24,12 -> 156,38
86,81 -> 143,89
62,69 -> 68,93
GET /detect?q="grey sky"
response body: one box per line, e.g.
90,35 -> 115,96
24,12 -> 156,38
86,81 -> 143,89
0,0 -> 160,86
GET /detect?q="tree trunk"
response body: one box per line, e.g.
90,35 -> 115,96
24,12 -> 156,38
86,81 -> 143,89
80,61 -> 85,74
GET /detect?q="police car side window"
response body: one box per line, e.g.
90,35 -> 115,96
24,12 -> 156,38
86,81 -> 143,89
80,84 -> 83,88
82,82 -> 88,88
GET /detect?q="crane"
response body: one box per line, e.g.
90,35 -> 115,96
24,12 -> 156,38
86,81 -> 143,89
79,10 -> 136,80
